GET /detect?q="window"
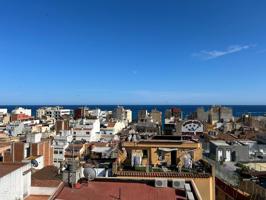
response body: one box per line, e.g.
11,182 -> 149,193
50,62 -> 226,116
158,151 -> 165,161
143,149 -> 148,158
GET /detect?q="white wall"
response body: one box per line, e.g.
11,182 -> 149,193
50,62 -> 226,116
126,109 -> 132,123
73,119 -> 100,142
26,133 -> 42,143
36,109 -> 46,119
181,120 -> 204,133
6,123 -> 25,136
53,144 -> 69,168
0,108 -> 7,115
73,129 -> 91,141
23,156 -> 44,170
12,107 -> 32,116
0,163 -> 31,200
53,132 -> 73,167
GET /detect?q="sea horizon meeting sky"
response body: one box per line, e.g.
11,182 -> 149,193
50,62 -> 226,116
1,0 -> 266,105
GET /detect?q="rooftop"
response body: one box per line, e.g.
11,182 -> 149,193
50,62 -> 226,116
123,135 -> 199,146
211,140 -> 230,146
211,140 -> 246,147
56,181 -> 180,200
32,165 -> 62,187
212,133 -> 238,141
25,195 -> 50,200
0,162 -> 27,178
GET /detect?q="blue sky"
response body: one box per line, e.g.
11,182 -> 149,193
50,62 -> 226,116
1,0 -> 266,105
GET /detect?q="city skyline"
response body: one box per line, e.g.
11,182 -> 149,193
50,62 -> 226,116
1,0 -> 266,104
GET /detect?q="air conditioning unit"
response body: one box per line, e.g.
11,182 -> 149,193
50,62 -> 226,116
155,179 -> 168,187
186,191 -> 195,200
185,183 -> 192,192
172,179 -> 185,189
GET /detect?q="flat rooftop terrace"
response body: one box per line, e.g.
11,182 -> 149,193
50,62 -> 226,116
211,140 -> 246,147
0,162 -> 27,178
56,181 -> 184,200
211,140 -> 230,146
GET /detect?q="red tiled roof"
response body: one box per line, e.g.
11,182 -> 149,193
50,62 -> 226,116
32,165 -> 62,187
57,181 -> 177,200
32,179 -> 62,187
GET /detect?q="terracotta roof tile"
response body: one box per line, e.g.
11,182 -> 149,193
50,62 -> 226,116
31,165 -> 62,187
57,181 -> 177,200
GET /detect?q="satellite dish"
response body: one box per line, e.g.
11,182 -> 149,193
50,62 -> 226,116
83,168 -> 96,181
31,159 -> 39,167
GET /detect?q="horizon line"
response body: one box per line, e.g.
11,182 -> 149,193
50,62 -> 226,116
1,104 -> 266,106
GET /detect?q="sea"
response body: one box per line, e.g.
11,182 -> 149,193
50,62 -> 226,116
1,105 -> 266,120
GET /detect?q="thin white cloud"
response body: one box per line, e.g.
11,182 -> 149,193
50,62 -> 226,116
195,44 -> 253,60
